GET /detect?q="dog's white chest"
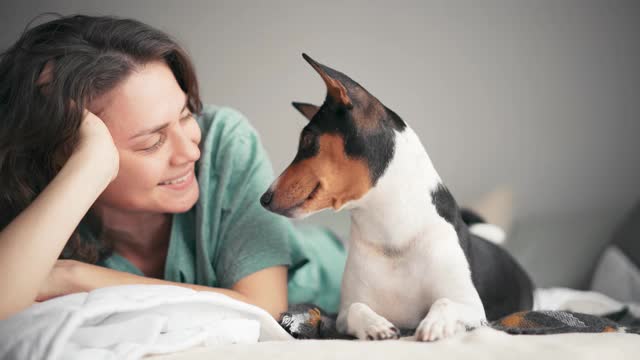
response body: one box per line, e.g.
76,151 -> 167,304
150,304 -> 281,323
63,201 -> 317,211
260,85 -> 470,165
341,223 -> 470,328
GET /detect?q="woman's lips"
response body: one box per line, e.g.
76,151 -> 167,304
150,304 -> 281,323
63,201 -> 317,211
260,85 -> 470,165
158,169 -> 194,190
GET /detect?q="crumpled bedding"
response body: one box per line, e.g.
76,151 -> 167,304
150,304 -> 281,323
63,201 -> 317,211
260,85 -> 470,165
279,288 -> 640,339
0,285 -> 291,360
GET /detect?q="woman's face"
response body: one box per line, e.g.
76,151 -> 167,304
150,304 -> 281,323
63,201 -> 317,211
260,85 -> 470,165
88,61 -> 201,214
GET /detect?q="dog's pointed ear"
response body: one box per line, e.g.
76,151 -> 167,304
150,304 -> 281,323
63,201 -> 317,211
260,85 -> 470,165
292,102 -> 319,121
302,53 -> 353,109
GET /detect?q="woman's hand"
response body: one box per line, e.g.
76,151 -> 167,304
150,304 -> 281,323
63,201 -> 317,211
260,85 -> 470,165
72,109 -> 120,183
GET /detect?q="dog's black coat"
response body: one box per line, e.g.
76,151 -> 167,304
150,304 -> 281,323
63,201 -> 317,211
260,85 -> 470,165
459,208 -> 487,225
292,99 -> 405,187
432,184 -> 534,320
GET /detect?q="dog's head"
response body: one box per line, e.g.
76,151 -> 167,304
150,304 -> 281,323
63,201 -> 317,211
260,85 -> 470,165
261,54 -> 407,218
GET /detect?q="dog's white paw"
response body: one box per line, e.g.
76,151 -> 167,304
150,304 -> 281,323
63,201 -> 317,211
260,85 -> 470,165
342,302 -> 400,341
361,318 -> 400,341
415,298 -> 483,342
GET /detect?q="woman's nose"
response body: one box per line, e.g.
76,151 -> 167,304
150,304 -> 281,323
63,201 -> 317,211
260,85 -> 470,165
170,130 -> 200,166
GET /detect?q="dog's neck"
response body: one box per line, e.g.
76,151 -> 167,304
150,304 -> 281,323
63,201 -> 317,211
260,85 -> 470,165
347,126 -> 449,247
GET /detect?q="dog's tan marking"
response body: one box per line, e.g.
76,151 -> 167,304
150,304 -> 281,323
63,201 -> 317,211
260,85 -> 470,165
602,326 -> 618,333
268,160 -> 316,211
271,134 -> 372,214
301,134 -> 371,212
307,308 -> 322,327
499,312 -> 527,328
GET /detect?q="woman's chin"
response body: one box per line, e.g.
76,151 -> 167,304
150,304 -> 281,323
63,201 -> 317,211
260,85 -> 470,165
162,185 -> 199,213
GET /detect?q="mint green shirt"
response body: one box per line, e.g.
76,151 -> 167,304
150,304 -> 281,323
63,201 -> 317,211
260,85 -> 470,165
94,105 -> 345,312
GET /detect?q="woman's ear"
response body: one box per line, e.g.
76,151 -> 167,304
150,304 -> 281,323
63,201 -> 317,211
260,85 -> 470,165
36,60 -> 54,94
36,60 -> 54,85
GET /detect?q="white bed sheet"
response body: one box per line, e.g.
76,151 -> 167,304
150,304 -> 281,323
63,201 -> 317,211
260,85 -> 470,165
147,327 -> 640,360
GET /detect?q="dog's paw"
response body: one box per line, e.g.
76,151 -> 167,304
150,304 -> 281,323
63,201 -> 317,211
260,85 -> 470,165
341,302 -> 400,341
361,319 -> 400,341
415,298 -> 482,342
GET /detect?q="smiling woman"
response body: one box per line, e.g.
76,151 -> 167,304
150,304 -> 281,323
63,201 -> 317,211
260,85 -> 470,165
0,14 -> 345,321
88,61 -> 202,216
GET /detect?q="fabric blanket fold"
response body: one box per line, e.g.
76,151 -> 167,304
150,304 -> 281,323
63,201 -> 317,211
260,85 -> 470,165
0,285 -> 292,360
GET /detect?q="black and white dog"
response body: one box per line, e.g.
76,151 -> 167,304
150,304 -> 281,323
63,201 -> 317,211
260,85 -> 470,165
261,54 -> 534,341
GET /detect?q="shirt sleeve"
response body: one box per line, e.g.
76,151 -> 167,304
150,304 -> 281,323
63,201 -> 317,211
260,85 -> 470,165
210,109 -> 293,289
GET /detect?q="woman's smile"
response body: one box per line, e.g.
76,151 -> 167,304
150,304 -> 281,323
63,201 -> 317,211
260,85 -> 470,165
158,168 -> 195,190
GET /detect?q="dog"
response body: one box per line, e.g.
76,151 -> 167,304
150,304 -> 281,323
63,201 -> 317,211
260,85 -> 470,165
260,54 -> 534,341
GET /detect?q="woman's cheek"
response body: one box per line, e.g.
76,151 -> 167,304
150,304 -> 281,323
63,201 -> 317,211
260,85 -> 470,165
145,162 -> 169,188
186,118 -> 202,145
120,154 -> 162,189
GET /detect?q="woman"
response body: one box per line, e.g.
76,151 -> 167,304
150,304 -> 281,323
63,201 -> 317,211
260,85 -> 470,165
0,14 -> 345,320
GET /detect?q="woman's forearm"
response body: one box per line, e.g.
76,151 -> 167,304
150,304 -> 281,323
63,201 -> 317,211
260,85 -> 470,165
72,263 -> 286,319
0,151 -> 112,319
77,265 -> 252,302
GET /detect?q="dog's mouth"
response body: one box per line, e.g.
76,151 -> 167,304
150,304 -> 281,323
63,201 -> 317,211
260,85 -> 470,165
275,182 -> 321,218
306,182 -> 321,202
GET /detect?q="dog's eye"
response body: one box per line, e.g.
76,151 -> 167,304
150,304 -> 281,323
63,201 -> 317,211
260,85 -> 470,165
300,132 -> 315,150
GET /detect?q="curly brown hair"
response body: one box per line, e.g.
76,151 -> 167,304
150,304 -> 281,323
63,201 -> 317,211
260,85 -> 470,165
0,14 -> 203,263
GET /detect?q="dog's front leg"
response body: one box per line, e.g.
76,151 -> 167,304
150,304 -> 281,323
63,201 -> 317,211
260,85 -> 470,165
337,302 -> 400,340
415,298 -> 487,341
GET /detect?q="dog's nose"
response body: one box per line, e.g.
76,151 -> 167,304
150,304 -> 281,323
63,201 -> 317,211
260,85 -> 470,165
260,190 -> 274,208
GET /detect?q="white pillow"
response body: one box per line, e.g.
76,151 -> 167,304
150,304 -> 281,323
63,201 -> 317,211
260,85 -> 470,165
590,245 -> 640,303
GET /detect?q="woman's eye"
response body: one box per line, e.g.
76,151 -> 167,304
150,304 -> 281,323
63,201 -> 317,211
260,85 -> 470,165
138,112 -> 192,153
142,134 -> 166,152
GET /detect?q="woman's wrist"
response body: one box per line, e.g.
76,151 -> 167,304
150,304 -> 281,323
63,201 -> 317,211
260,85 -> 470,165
63,148 -> 115,193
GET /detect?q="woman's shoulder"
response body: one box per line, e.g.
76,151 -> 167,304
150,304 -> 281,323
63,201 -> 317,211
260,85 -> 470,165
195,104 -> 266,180
197,104 -> 259,143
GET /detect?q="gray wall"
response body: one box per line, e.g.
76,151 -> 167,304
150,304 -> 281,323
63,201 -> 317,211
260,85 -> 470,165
2,1 -> 639,286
